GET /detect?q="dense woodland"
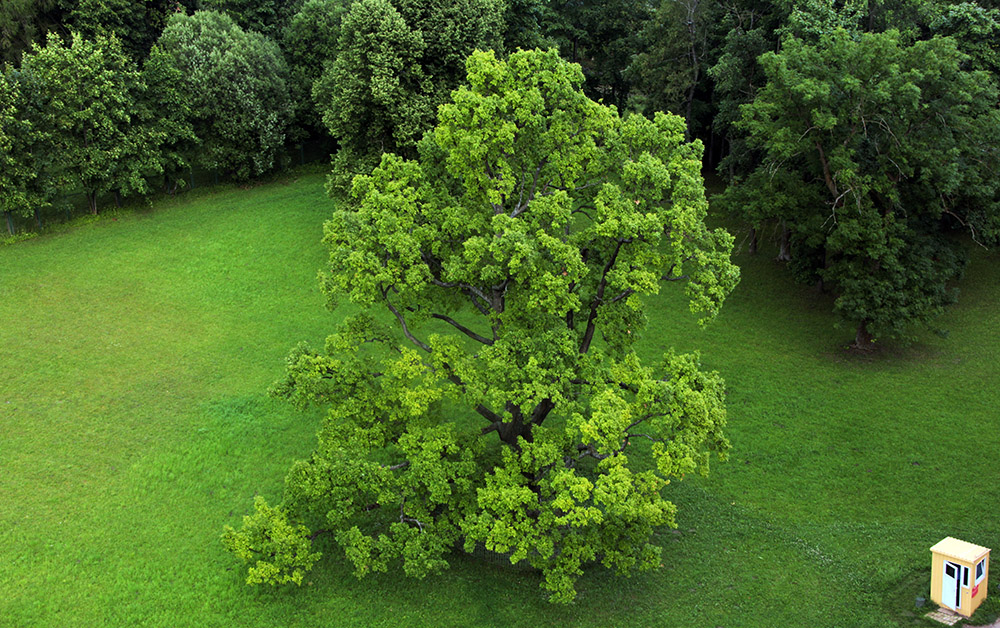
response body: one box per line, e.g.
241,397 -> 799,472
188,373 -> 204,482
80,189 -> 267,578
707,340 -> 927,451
3,0 -> 1000,605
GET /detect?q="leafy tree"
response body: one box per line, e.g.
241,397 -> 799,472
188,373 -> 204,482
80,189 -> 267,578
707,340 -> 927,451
282,0 -> 349,138
501,0 -> 548,51
155,10 -> 292,181
313,0 -> 503,191
141,42 -> 198,193
20,32 -> 157,214
545,0 -> 653,110
732,28 -> 1000,345
927,1 -> 1000,74
67,0 -> 177,61
200,0 -> 303,38
0,0 -> 68,65
224,49 -> 739,603
0,68 -> 41,233
629,0 -> 722,135
312,0 -> 429,186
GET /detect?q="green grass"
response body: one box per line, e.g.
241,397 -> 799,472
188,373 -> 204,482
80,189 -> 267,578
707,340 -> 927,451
2,174 -> 998,627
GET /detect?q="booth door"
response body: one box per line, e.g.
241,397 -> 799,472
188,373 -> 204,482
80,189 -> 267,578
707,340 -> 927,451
943,561 -> 961,610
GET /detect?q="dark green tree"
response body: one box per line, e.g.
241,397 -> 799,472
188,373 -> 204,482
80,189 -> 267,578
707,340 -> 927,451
0,67 -> 49,234
0,0 -> 68,65
282,0 -> 349,138
545,0 -> 653,110
732,28 -> 1000,345
155,10 -> 292,181
628,0 -> 722,136
313,0 -> 503,191
141,41 -> 198,194
20,32 -> 157,214
200,0 -> 302,38
224,48 -> 738,604
67,0 -> 177,61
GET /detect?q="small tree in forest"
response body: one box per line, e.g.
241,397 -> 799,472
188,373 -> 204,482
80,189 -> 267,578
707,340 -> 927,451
0,68 -> 44,234
223,49 -> 739,603
282,0 -> 349,138
312,0 -> 504,192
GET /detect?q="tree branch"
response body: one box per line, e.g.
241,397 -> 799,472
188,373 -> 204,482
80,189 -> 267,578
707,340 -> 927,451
579,239 -> 626,354
383,290 -> 431,353
431,313 -> 494,345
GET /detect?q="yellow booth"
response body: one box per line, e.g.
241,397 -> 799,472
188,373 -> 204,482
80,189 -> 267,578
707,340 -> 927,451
930,537 -> 990,617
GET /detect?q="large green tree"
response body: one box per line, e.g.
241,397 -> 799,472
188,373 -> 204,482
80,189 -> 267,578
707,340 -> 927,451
282,0 -> 349,138
0,0 -> 68,65
200,0 -> 303,38
224,49 -> 739,603
155,10 -> 292,181
730,28 -> 1000,345
544,0 -> 653,110
20,32 -> 158,214
67,0 -> 177,61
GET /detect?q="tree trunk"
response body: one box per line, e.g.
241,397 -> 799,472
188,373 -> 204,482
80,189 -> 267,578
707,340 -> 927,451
34,208 -> 41,230
114,190 -> 121,208
4,211 -> 13,236
776,221 -> 791,262
87,191 -> 98,215
816,248 -> 831,293
748,226 -> 758,256
853,319 -> 873,350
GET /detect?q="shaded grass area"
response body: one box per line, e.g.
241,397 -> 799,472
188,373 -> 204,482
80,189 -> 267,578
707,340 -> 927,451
1,175 -> 998,627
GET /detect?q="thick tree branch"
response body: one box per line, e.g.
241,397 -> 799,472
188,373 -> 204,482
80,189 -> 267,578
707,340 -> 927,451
431,313 -> 494,345
579,239 -> 626,354
383,290 -> 431,353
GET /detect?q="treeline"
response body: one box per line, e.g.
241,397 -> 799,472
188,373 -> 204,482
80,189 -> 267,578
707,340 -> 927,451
3,0 -> 999,344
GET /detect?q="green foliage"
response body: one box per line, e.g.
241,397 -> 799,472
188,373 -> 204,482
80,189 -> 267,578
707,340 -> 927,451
313,0 -> 504,192
67,0 -> 175,60
231,49 -> 739,603
730,27 -> 999,342
155,10 -> 292,181
0,0 -> 68,65
282,0 -> 348,137
628,0 -> 722,134
200,0 -> 303,38
222,496 -> 322,585
141,41 -> 198,191
19,32 -> 156,214
708,0 -> 789,180
544,0 -> 653,110
0,68 -> 44,225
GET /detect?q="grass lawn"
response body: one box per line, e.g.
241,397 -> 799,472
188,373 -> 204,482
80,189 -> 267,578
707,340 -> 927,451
1,173 -> 998,627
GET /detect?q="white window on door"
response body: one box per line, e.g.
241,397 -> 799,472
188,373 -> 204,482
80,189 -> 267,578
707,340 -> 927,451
976,559 -> 986,585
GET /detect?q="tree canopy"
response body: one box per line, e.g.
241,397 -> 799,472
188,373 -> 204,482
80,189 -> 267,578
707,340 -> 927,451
223,48 -> 739,603
726,27 -> 1000,344
312,0 -> 504,190
19,32 -> 157,214
154,10 -> 292,182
